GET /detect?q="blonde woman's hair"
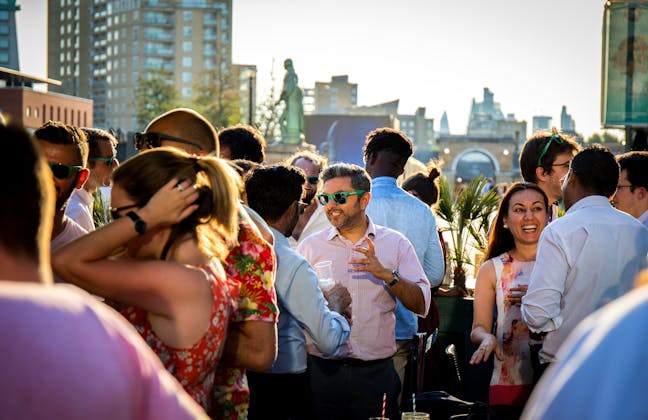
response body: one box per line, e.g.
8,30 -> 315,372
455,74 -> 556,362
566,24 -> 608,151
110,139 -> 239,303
113,147 -> 240,261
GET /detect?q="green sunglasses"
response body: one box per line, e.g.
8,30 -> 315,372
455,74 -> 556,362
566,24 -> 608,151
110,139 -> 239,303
317,190 -> 367,206
537,134 -> 564,167
48,162 -> 84,180
90,156 -> 117,166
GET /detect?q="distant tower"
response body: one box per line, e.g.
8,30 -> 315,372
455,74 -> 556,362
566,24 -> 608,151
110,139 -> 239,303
0,0 -> 20,70
560,106 -> 576,133
440,111 -> 450,135
532,116 -> 552,134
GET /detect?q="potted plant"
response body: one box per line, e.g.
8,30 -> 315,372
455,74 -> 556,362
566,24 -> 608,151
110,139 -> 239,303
435,176 -> 499,294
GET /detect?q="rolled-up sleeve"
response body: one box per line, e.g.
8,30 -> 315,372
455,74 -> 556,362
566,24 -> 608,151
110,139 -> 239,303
398,236 -> 432,317
521,228 -> 568,332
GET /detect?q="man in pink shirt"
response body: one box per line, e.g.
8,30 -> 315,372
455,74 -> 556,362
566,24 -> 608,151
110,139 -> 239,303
297,163 -> 430,420
0,123 -> 206,420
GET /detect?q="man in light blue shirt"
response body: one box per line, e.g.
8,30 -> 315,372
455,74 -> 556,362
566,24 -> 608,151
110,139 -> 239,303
363,127 -> 445,402
244,165 -> 351,419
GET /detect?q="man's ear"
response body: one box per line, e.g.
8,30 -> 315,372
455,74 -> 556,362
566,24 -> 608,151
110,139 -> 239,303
360,191 -> 371,210
76,168 -> 90,189
535,166 -> 548,183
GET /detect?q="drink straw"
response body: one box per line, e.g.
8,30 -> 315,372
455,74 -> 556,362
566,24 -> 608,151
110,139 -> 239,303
382,392 -> 386,418
412,392 -> 416,412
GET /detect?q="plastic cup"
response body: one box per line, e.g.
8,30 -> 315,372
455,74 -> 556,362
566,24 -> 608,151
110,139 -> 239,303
314,260 -> 335,291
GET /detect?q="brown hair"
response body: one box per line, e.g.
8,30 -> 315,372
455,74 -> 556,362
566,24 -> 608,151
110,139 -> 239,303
519,127 -> 580,182
402,162 -> 442,207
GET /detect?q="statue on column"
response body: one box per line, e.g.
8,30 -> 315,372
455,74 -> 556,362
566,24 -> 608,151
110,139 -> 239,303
277,58 -> 304,144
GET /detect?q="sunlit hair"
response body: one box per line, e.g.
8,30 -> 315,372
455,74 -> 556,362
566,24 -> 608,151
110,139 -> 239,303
246,165 -> 305,222
287,150 -> 328,172
218,124 -> 266,163
112,147 -> 240,261
402,162 -> 442,207
519,127 -> 580,182
145,108 -> 219,153
485,182 -> 549,260
617,151 -> 648,190
321,163 -> 371,192
1,124 -> 55,283
34,120 -> 89,166
363,127 -> 413,160
82,127 -> 118,160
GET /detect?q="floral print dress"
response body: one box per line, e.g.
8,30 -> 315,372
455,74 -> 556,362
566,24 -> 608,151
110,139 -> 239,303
490,252 -> 537,406
120,261 -> 238,413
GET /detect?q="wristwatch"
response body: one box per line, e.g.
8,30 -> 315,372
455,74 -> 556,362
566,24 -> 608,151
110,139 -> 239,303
126,211 -> 147,235
388,269 -> 400,287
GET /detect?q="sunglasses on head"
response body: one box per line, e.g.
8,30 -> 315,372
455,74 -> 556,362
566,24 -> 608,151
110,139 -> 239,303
306,175 -> 319,185
110,203 -> 145,220
90,156 -> 117,166
317,190 -> 367,206
48,162 -> 84,180
134,132 -> 203,151
537,134 -> 564,167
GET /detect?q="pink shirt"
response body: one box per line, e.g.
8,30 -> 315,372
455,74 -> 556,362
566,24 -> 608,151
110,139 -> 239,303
297,217 -> 430,361
0,282 -> 207,420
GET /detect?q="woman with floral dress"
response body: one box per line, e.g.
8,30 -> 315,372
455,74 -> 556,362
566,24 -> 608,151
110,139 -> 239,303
54,147 -> 241,413
469,182 -> 549,419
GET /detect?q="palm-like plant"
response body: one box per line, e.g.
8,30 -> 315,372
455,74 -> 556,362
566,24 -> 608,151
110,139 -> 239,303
435,176 -> 499,291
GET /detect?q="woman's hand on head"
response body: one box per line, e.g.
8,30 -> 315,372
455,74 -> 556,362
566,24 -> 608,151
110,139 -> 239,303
140,179 -> 199,227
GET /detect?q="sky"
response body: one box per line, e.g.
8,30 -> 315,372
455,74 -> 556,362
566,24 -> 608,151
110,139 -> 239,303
17,0 -> 607,138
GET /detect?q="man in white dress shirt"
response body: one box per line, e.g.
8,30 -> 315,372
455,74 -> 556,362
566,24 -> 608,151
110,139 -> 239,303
613,151 -> 648,229
522,145 -> 648,377
65,128 -> 119,231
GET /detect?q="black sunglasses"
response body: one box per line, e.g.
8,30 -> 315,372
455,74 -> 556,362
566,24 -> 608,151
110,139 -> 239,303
306,175 -> 319,185
134,132 -> 203,151
48,162 -> 84,180
110,203 -> 145,220
317,190 -> 367,206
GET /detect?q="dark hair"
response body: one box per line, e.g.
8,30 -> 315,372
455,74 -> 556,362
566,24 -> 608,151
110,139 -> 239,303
82,127 -> 118,160
1,124 -> 55,266
34,120 -> 89,166
363,127 -> 413,161
287,150 -> 328,172
229,159 -> 259,177
112,147 -> 240,261
570,145 -> 619,197
321,163 -> 371,192
245,165 -> 305,222
519,128 -> 580,182
486,182 -> 549,260
145,108 -> 219,153
218,124 -> 266,163
617,151 -> 648,190
402,163 -> 442,206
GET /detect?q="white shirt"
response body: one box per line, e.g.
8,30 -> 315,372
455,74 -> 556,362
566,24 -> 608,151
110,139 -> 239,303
521,195 -> 648,363
639,209 -> 648,230
51,216 -> 88,284
522,286 -> 648,420
65,188 -> 95,232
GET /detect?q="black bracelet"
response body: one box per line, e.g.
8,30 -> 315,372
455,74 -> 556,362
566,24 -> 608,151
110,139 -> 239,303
125,211 -> 147,235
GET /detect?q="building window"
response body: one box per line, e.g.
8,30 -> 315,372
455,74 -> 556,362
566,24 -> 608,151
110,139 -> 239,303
182,87 -> 192,98
25,106 -> 31,117
181,72 -> 192,83
182,57 -> 192,67
34,107 -> 39,118
183,11 -> 192,22
182,41 -> 192,52
182,26 -> 192,37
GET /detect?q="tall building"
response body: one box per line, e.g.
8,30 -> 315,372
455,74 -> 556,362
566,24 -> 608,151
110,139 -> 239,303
0,0 -> 20,70
314,75 -> 357,114
48,0 -> 233,131
532,115 -> 552,134
439,110 -> 450,135
397,106 -> 434,150
560,105 -> 576,133
467,87 -> 526,140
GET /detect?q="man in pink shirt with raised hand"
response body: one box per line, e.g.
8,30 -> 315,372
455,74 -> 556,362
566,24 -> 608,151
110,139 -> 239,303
298,163 -> 430,420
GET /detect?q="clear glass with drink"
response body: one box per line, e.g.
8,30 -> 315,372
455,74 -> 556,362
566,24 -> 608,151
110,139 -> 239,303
314,260 -> 335,292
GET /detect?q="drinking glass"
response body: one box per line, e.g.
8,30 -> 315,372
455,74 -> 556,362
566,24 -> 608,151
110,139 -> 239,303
314,260 -> 335,291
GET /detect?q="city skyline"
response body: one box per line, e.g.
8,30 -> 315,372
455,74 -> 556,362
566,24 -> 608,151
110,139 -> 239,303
18,0 -> 607,138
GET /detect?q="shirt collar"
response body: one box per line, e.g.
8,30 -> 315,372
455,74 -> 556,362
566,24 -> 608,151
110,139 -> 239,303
565,195 -> 613,214
325,215 -> 377,242
371,176 -> 397,187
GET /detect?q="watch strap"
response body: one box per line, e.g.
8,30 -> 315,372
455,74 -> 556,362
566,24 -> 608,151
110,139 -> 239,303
388,269 -> 400,287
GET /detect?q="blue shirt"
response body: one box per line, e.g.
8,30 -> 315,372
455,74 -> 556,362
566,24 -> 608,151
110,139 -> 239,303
267,227 -> 350,374
366,176 -> 445,339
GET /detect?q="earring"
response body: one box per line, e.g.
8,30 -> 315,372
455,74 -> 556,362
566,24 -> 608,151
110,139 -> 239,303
503,224 -> 508,229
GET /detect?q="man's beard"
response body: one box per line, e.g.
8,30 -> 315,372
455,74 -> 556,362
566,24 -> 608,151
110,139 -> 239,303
56,183 -> 77,212
304,189 -> 316,204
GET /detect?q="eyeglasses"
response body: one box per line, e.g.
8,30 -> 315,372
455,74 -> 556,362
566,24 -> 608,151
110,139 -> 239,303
48,162 -> 84,180
306,175 -> 319,185
551,160 -> 571,170
616,184 -> 634,192
110,203 -> 144,220
134,132 -> 203,151
317,190 -> 367,206
537,134 -> 564,167
90,156 -> 117,166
